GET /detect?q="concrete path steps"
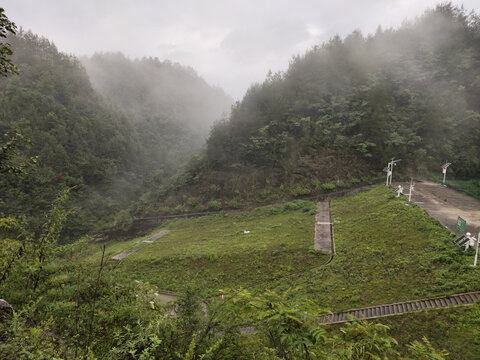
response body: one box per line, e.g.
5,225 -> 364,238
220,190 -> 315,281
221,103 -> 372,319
321,291 -> 480,324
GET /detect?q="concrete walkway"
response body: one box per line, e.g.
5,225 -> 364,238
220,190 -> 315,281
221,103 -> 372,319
314,201 -> 333,253
112,229 -> 170,260
395,180 -> 480,236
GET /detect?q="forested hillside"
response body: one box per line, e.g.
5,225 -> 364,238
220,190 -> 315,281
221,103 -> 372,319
208,4 -> 480,173
144,4 -> 479,214
0,31 -> 231,241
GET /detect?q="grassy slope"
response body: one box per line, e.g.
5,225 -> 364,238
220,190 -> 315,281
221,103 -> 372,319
73,201 -> 330,296
273,185 -> 480,311
78,185 -> 480,306
377,303 -> 480,360
55,185 -> 480,357
324,303 -> 480,359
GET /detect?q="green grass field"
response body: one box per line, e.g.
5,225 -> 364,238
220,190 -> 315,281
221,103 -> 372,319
69,185 -> 480,308
49,185 -> 480,358
270,186 -> 480,311
63,200 -> 330,297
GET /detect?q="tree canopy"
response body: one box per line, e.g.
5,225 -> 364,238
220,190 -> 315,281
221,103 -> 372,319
0,31 -> 232,241
204,4 -> 480,178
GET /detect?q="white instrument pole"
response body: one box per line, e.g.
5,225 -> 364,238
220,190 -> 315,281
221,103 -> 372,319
407,178 -> 414,206
441,161 -> 451,187
386,161 -> 391,186
474,232 -> 480,267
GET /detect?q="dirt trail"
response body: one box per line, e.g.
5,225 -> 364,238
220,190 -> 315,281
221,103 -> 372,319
395,180 -> 480,236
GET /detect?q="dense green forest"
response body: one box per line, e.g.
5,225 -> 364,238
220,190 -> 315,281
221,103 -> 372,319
0,31 -> 231,241
141,4 -> 479,214
208,4 -> 480,172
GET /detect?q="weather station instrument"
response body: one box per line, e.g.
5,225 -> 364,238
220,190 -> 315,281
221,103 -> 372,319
384,158 -> 401,187
441,161 -> 451,186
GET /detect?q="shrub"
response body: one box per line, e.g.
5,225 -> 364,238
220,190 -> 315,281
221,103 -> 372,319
311,178 -> 322,190
195,204 -> 207,212
207,200 -> 222,211
209,184 -> 221,193
174,204 -> 185,213
282,201 -> 304,211
186,197 -> 200,207
289,184 -> 311,196
321,182 -> 336,191
227,198 -> 243,209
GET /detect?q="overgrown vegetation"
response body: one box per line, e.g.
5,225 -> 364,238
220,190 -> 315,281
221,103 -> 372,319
371,302 -> 480,360
429,172 -> 480,199
2,185 -> 477,358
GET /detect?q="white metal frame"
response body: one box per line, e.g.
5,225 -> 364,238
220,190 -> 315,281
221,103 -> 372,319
385,158 -> 401,187
441,161 -> 451,186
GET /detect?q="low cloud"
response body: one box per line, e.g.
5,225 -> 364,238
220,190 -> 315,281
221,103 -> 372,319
4,0 -> 479,99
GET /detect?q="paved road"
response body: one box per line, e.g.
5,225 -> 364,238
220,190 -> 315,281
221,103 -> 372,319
396,180 -> 480,236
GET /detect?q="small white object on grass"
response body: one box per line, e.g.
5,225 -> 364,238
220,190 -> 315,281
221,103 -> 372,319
244,230 -> 250,234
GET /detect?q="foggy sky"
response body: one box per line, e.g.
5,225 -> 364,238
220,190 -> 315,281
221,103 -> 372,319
3,0 -> 479,99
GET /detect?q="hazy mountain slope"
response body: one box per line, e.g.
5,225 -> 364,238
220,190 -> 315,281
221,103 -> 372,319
0,32 -> 233,241
139,4 -> 480,214
207,4 -> 480,174
82,53 -> 233,176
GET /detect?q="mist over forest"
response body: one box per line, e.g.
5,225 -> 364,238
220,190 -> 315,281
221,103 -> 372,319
1,3 -> 480,359
137,4 -> 480,214
0,30 -> 231,240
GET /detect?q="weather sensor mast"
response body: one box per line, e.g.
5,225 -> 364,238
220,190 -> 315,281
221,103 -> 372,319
441,161 -> 451,187
385,158 -> 402,187
406,178 -> 414,206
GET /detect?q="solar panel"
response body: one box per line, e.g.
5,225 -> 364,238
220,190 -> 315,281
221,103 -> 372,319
454,235 -> 468,246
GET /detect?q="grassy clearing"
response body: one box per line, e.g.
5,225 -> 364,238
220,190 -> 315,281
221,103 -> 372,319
272,185 -> 480,311
68,184 -> 480,307
9,183 -> 480,358
65,200 -> 329,297
429,173 -> 480,199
